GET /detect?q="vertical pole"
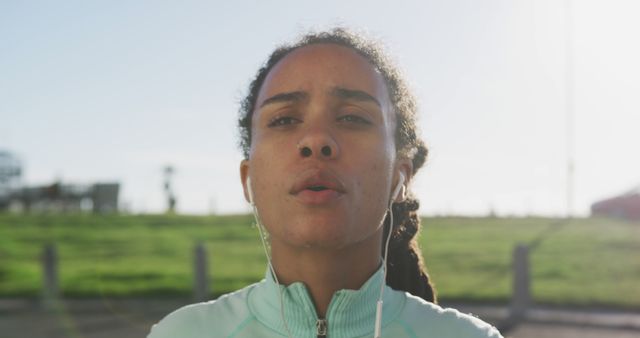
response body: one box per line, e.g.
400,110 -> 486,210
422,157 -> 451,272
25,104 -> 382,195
509,244 -> 531,322
42,243 -> 59,309
565,0 -> 575,218
194,242 -> 209,302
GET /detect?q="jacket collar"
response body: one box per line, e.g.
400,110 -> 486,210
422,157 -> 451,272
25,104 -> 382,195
247,265 -> 405,338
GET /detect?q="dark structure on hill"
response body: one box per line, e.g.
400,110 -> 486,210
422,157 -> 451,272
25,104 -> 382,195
591,187 -> 640,221
5,181 -> 120,213
0,150 -> 119,214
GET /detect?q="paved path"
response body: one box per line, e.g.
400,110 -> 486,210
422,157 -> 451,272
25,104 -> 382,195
0,298 -> 176,338
508,322 -> 640,338
449,303 -> 640,338
1,299 -> 639,338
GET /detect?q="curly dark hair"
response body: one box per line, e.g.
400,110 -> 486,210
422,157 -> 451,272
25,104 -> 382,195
237,27 -> 436,303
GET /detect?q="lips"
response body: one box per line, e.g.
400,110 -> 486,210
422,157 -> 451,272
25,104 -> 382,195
290,169 -> 346,205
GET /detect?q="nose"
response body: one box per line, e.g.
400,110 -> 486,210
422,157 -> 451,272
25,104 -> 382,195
297,131 -> 339,160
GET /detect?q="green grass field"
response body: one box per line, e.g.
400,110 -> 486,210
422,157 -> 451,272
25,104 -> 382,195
0,213 -> 638,308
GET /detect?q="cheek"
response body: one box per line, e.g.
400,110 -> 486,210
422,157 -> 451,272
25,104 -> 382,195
251,130 -> 297,167
352,156 -> 394,228
247,143 -> 295,233
247,151 -> 277,207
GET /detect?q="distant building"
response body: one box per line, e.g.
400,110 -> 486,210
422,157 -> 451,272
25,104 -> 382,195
4,181 -> 120,214
591,187 -> 640,221
0,150 -> 120,214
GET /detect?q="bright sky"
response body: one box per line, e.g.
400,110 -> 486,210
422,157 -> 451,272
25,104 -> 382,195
2,0 -> 639,216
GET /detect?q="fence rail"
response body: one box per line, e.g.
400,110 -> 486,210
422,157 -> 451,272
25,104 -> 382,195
39,243 -> 532,323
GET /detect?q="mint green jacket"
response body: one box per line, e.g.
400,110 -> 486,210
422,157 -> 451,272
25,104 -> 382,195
148,267 -> 502,338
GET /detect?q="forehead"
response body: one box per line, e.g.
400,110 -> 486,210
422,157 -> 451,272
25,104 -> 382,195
256,43 -> 392,108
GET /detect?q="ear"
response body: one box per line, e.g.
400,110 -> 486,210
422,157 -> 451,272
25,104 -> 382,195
240,159 -> 251,203
394,157 -> 413,202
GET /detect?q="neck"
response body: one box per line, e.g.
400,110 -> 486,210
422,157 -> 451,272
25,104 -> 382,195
269,231 -> 382,318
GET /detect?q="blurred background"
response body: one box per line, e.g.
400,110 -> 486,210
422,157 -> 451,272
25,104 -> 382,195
1,0 -> 639,337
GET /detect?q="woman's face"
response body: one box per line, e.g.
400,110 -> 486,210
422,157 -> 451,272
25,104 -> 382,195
241,43 -> 409,250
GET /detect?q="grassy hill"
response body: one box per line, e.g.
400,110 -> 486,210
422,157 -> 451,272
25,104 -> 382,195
0,213 -> 638,308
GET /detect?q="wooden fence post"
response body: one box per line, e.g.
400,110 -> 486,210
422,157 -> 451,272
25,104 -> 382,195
509,243 -> 531,322
42,243 -> 59,309
194,243 -> 209,302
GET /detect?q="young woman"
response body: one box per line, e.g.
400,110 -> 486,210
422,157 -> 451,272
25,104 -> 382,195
148,28 -> 503,338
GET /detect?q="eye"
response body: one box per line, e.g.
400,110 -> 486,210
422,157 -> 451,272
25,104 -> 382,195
268,116 -> 301,128
338,114 -> 372,125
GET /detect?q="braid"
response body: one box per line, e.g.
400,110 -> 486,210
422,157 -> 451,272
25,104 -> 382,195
382,142 -> 436,303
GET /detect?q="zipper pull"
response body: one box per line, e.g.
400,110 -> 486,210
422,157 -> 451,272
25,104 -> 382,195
316,318 -> 327,338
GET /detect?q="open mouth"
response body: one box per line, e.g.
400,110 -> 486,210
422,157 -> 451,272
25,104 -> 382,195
293,176 -> 344,204
307,185 -> 328,192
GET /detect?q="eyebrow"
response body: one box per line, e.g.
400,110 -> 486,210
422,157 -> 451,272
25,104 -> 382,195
330,87 -> 381,108
258,87 -> 381,109
259,91 -> 308,108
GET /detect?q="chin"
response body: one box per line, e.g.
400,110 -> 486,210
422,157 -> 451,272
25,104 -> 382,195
285,217 -> 377,250
283,218 -> 352,249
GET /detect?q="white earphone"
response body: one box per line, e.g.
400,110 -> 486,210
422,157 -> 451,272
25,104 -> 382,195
246,176 -> 255,206
391,172 -> 406,202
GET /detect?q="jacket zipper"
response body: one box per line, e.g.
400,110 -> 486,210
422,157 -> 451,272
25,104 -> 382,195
316,318 -> 327,338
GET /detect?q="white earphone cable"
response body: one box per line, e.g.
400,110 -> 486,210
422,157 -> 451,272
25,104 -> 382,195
374,198 -> 395,338
248,179 -> 294,338
375,173 -> 404,338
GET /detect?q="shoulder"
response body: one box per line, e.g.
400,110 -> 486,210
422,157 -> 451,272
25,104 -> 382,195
147,283 -> 258,338
397,292 -> 503,338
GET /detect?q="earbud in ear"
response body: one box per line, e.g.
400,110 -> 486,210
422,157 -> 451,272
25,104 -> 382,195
246,176 -> 255,206
391,172 -> 406,202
